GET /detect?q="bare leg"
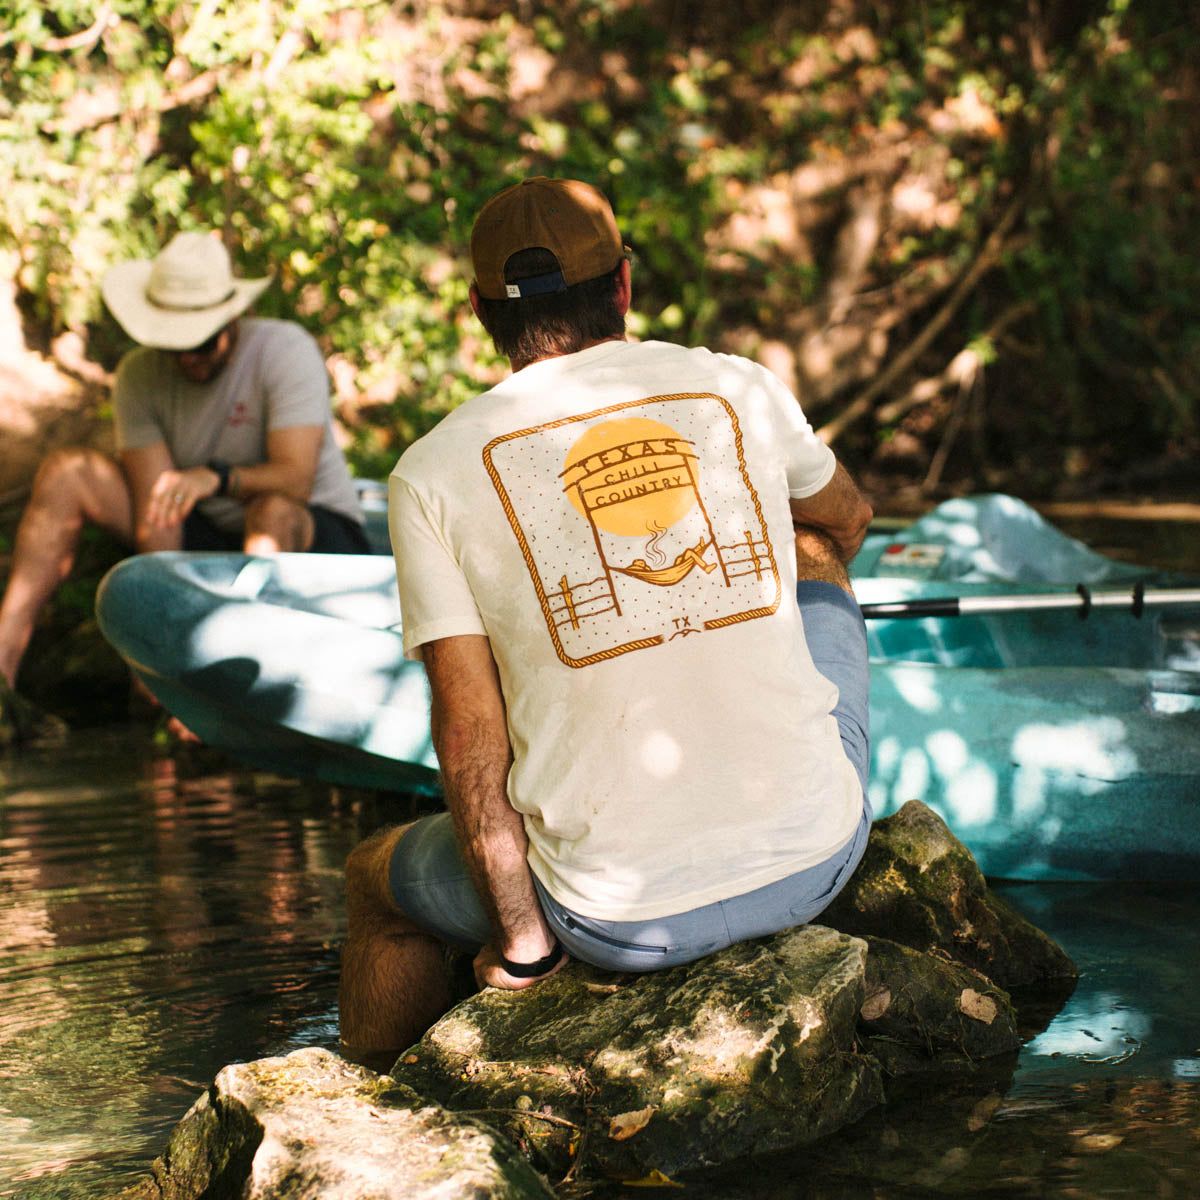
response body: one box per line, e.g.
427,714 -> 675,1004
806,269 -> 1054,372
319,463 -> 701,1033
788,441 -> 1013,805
242,492 -> 314,555
0,448 -> 133,688
338,823 -> 454,1066
793,524 -> 854,595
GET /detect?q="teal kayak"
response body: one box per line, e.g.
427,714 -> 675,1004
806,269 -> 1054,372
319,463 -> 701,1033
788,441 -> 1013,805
95,495 -> 1200,880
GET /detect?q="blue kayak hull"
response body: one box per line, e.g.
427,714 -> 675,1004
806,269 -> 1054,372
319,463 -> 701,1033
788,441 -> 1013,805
96,553 -> 440,793
868,661 -> 1200,879
95,496 -> 1200,881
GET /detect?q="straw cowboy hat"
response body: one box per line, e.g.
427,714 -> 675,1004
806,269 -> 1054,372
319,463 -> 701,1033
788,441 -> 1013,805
101,231 -> 271,350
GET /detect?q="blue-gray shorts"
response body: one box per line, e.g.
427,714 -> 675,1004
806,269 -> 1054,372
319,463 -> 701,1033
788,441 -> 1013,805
389,581 -> 871,972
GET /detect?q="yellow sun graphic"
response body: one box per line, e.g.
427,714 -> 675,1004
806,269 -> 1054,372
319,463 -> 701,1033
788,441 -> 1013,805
561,417 -> 698,537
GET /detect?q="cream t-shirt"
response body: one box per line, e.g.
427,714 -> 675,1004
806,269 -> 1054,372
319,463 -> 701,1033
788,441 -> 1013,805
390,339 -> 863,920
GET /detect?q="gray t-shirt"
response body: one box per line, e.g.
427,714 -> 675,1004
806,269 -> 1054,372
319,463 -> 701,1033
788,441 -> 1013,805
112,317 -> 363,532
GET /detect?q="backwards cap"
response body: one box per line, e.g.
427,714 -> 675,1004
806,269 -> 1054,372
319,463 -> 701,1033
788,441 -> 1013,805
470,177 -> 624,300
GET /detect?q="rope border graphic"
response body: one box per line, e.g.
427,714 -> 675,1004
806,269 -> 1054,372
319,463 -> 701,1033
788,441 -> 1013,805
482,393 -> 781,668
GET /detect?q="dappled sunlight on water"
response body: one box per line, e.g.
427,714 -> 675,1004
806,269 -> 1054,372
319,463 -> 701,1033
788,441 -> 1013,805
2,733 -> 1198,1197
0,728 -> 426,1198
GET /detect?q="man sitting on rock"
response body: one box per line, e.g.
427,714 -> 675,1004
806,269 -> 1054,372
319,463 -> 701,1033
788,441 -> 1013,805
0,230 -> 369,741
339,178 -> 874,1060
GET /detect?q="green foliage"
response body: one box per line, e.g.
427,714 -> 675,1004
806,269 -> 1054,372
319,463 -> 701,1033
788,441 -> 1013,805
2,0 -> 1195,486
1001,0 -> 1200,446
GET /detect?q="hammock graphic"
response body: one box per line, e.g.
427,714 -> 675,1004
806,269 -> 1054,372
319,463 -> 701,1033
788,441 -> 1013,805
613,538 -> 718,586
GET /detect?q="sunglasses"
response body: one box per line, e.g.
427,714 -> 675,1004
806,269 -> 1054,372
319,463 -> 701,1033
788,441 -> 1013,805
179,326 -> 227,357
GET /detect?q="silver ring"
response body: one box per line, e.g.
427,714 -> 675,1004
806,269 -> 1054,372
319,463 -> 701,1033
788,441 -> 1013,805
173,492 -> 184,502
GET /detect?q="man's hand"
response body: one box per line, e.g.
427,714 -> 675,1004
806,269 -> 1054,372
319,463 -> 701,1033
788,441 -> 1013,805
473,940 -> 569,990
145,465 -> 221,530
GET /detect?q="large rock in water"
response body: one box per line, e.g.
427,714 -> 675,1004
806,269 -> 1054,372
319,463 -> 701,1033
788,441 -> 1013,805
111,1047 -> 554,1200
820,800 -> 1078,990
395,924 -> 886,1179
111,802 -> 1076,1196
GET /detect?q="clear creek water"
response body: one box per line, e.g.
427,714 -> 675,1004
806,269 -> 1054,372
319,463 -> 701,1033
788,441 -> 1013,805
3,512 -> 1199,1198
2,728 -> 1198,1199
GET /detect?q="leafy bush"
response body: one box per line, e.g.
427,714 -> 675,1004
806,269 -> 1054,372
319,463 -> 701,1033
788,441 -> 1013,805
2,0 -> 1195,493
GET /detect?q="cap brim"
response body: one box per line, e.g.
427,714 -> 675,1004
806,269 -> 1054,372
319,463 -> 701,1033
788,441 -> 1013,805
101,260 -> 272,350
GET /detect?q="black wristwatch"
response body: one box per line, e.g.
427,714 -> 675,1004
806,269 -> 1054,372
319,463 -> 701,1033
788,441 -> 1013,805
207,459 -> 231,497
499,938 -> 566,978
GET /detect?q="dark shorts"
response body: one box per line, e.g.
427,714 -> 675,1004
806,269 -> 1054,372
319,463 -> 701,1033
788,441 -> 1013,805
389,581 -> 872,971
182,504 -> 371,554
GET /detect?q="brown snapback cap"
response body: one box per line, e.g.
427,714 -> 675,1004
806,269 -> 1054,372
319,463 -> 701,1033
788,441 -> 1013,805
470,177 -> 624,300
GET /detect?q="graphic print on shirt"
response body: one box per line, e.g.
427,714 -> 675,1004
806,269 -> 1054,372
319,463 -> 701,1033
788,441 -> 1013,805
483,392 -> 780,668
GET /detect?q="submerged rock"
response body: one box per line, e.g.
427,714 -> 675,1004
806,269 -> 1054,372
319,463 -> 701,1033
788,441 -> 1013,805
114,802 -> 1076,1195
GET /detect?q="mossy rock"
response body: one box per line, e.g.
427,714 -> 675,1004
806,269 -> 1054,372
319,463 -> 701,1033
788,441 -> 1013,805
857,935 -> 1020,1076
394,925 -> 885,1180
116,802 -> 1074,1195
108,1047 -> 555,1200
821,801 -> 1078,990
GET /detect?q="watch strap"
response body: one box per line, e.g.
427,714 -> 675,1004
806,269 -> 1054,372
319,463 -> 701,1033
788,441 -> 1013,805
498,938 -> 565,979
207,459 -> 231,497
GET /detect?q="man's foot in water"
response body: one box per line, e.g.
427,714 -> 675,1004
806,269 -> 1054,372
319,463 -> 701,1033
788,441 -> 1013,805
0,680 -> 68,749
129,672 -> 203,744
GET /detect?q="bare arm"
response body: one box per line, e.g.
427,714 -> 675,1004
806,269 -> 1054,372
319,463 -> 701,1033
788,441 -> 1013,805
226,423 -> 323,504
789,460 -> 874,563
121,441 -> 188,551
422,634 -> 564,988
121,424 -> 324,551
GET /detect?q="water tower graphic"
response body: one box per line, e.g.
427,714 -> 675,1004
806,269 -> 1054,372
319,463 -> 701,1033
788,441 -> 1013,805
566,415 -> 709,576
484,393 -> 781,668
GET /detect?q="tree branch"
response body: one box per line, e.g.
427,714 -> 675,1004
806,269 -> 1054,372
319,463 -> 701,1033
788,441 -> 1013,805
922,366 -> 979,493
41,4 -> 116,54
816,189 -> 1028,445
875,300 -> 1035,426
41,68 -> 224,136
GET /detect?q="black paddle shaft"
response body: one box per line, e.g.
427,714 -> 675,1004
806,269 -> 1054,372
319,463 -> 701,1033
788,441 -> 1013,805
859,583 -> 1200,620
